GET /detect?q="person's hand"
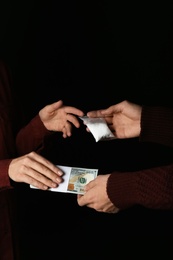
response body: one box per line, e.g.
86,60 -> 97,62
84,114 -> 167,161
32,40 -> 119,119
8,151 -> 63,190
77,174 -> 119,214
87,100 -> 142,139
39,100 -> 84,138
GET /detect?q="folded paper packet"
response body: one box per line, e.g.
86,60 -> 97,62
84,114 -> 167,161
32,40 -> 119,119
80,116 -> 116,142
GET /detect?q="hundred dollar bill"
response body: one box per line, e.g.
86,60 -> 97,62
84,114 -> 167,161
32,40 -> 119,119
67,167 -> 98,194
30,165 -> 98,195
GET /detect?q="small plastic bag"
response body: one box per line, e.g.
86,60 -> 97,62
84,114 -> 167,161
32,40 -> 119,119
80,116 -> 116,142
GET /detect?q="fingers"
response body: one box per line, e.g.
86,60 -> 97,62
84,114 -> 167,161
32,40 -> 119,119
40,100 -> 64,117
87,108 -> 115,120
28,152 -> 63,179
77,180 -> 95,206
61,124 -> 72,138
66,114 -> 82,128
47,100 -> 64,113
87,110 -> 103,118
9,152 -> 64,190
101,106 -> 118,115
84,179 -> 95,191
20,167 -> 58,190
50,102 -> 84,118
104,116 -> 113,125
64,106 -> 84,118
77,193 -> 90,207
87,104 -> 122,118
61,117 -> 80,138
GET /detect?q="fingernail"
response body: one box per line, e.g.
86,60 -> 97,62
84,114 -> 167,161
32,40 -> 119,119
58,171 -> 63,176
52,182 -> 57,188
56,178 -> 61,183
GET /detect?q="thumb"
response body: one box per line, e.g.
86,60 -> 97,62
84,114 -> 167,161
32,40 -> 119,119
101,104 -> 121,116
84,179 -> 95,191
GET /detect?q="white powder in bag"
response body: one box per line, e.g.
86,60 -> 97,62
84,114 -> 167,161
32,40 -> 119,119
80,116 -> 116,142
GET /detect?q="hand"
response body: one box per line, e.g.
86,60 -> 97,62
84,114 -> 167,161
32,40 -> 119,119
39,100 -> 84,138
77,174 -> 119,214
8,151 -> 63,190
87,100 -> 142,139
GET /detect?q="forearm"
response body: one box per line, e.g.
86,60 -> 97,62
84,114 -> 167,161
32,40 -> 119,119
0,159 -> 13,189
107,164 -> 173,210
16,115 -> 51,155
140,106 -> 173,147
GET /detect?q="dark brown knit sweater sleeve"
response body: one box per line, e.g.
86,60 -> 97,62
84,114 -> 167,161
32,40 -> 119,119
107,165 -> 173,210
107,106 -> 173,210
140,106 -> 173,147
16,115 -> 52,155
0,159 -> 13,189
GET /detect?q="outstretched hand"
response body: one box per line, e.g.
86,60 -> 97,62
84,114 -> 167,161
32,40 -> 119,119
39,100 -> 84,138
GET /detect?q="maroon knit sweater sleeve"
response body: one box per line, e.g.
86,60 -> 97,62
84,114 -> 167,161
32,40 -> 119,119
107,106 -> 173,210
140,106 -> 173,147
107,165 -> 173,210
0,159 -> 13,189
0,60 -> 18,189
16,115 -> 52,155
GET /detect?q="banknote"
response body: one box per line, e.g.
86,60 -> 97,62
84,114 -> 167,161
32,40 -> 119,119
30,165 -> 98,195
67,167 -> 98,194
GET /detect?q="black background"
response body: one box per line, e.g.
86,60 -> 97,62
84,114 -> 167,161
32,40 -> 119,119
1,1 -> 173,258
